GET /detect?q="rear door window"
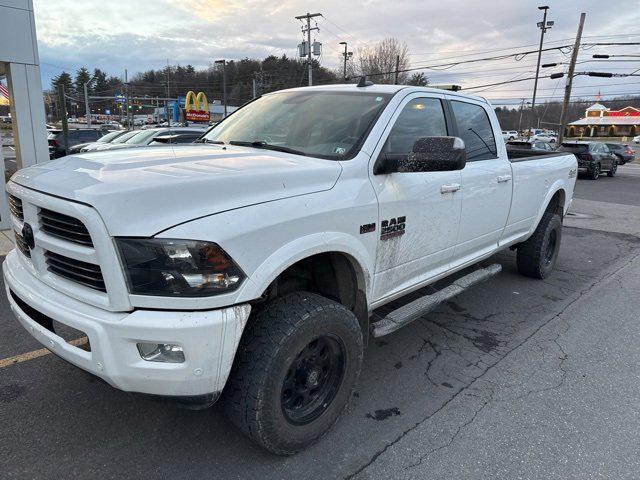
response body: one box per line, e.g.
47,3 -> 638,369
450,101 -> 497,161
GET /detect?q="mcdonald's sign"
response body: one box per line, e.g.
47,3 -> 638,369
184,91 -> 210,122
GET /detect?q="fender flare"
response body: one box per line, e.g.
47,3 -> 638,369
527,181 -> 567,237
234,231 -> 373,302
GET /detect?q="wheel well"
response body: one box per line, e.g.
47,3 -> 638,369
255,252 -> 369,341
545,189 -> 566,217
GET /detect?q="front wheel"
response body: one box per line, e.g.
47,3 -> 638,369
517,212 -> 562,279
223,292 -> 363,455
607,161 -> 618,177
589,163 -> 600,180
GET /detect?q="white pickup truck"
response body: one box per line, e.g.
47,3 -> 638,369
4,83 -> 577,454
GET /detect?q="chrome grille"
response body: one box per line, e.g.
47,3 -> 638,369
14,231 -> 31,258
40,208 -> 93,246
8,195 -> 23,221
45,250 -> 106,292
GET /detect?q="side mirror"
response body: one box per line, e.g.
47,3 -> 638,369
374,136 -> 467,174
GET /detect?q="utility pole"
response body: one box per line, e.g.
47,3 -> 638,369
252,78 -> 257,99
215,59 -> 227,118
296,12 -> 321,86
83,74 -> 96,128
83,82 -> 91,128
124,68 -> 130,129
530,6 -> 553,137
517,98 -> 529,133
57,84 -> 69,156
558,12 -> 586,145
165,62 -> 171,127
394,55 -> 400,85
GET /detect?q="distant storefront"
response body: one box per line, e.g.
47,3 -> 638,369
568,102 -> 640,138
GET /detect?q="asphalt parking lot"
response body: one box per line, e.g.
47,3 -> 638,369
1,165 -> 640,479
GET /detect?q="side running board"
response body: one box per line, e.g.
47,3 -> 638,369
371,264 -> 502,338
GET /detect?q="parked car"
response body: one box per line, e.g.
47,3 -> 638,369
605,143 -> 635,165
531,132 -> 557,143
67,129 -> 127,154
47,128 -> 104,158
80,130 -> 139,152
559,141 -> 617,179
148,132 -> 204,145
93,127 -> 206,151
633,135 -> 640,144
502,130 -> 518,141
6,84 -> 577,454
507,140 -> 556,152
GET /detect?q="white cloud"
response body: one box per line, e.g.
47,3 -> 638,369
33,0 -> 640,102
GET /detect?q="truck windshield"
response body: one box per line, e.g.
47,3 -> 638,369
201,90 -> 391,160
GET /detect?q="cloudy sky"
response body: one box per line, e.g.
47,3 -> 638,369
33,0 -> 640,106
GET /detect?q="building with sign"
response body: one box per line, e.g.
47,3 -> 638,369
567,102 -> 640,138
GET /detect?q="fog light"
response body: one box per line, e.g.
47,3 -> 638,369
137,342 -> 185,363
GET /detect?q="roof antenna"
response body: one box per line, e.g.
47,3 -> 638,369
357,76 -> 374,87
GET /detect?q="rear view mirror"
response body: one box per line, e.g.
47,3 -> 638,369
374,136 -> 467,174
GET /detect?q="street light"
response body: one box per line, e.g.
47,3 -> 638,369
215,59 -> 227,118
593,54 -> 640,59
549,71 -> 614,80
339,41 -> 353,81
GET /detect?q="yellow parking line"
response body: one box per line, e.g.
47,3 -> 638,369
0,336 -> 88,368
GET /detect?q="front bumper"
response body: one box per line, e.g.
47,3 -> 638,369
3,250 -> 251,397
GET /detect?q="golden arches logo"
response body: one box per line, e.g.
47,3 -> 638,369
184,90 -> 210,122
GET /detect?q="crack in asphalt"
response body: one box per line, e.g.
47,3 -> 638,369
403,386 -> 497,471
344,246 -> 640,480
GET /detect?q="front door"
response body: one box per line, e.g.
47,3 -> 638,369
370,94 -> 462,303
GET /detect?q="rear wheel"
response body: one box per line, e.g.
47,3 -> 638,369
588,163 -> 600,180
223,292 -> 363,455
517,212 -> 562,279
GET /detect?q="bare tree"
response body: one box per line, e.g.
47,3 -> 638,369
353,37 -> 410,84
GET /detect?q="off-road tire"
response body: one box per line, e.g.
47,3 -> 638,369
588,163 -> 600,180
517,212 -> 562,279
607,161 -> 617,177
223,292 -> 363,455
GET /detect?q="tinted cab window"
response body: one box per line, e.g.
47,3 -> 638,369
451,101 -> 497,161
382,98 -> 447,159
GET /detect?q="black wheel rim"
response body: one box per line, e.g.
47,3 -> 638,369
281,335 -> 345,425
544,229 -> 558,266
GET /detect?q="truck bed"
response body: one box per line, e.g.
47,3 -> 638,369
507,148 -> 569,162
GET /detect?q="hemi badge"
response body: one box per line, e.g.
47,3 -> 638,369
360,223 -> 376,234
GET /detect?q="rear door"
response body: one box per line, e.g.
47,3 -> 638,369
370,93 -> 462,302
447,98 -> 512,266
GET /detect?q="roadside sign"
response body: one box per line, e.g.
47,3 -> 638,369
184,91 -> 210,122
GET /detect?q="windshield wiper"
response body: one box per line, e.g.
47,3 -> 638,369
197,138 -> 225,144
229,140 -> 307,156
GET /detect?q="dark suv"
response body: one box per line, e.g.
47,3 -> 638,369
605,143 -> 635,165
559,141 -> 618,180
48,129 -> 103,158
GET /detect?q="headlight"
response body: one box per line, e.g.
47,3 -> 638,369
116,238 -> 245,297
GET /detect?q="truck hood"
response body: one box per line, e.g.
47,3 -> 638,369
11,145 -> 342,236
